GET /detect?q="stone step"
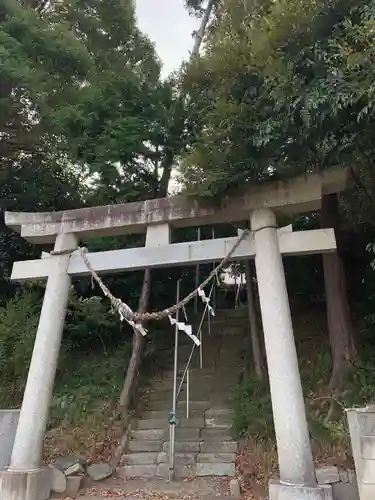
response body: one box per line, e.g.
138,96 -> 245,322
197,452 -> 236,463
200,441 -> 238,453
162,441 -> 201,453
215,326 -> 246,336
201,429 -> 233,441
127,440 -> 163,452
121,452 -> 158,465
156,463 -> 196,478
157,452 -> 196,465
130,429 -> 165,441
205,409 -> 232,429
119,463 -> 197,479
118,460 -> 235,479
142,408 -> 204,420
134,417 -> 205,430
146,399 -> 211,411
130,428 -> 202,441
118,464 -> 158,478
196,462 -> 235,477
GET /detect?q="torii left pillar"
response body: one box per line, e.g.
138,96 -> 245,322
0,233 -> 78,500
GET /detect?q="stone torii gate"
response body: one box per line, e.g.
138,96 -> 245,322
1,169 -> 347,500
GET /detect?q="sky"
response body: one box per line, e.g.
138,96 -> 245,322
135,0 -> 200,77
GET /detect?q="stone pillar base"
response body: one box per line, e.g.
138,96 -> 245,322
0,467 -> 51,500
269,480 -> 333,500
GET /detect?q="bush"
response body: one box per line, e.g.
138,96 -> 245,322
0,290 -> 41,406
0,286 -> 133,422
232,375 -> 274,441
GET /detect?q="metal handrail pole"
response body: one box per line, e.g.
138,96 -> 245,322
169,280 -> 180,480
176,283 -> 214,398
194,228 -> 201,313
186,368 -> 190,419
177,342 -> 196,400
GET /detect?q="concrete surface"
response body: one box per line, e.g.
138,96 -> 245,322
0,410 -> 20,469
5,169 -> 347,243
11,229 -> 336,281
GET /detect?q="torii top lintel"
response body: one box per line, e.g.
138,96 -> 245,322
5,169 -> 348,244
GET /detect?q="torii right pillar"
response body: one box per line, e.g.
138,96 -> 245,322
251,208 -> 332,500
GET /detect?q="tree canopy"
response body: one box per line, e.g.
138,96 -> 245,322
181,0 -> 375,203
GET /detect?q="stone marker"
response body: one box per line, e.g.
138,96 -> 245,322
229,478 -> 241,498
87,463 -> 113,481
65,475 -> 83,498
65,462 -> 85,476
339,469 -> 349,483
48,465 -> 67,493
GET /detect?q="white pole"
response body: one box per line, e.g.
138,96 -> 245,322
10,233 -> 77,471
251,209 -> 316,487
169,280 -> 180,480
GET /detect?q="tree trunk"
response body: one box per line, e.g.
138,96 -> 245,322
192,0 -> 216,56
244,260 -> 265,379
321,193 -> 356,391
118,268 -> 152,413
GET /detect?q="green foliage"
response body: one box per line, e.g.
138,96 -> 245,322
233,341 -> 375,451
232,375 -> 274,440
0,286 -> 131,410
0,290 -> 40,405
181,0 -> 375,200
49,341 -> 132,427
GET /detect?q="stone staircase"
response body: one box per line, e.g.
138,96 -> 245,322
118,307 -> 247,480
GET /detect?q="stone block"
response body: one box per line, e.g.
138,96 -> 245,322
229,478 -> 241,498
142,410 -> 169,420
316,466 -> 340,485
48,465 -> 66,493
200,440 -> 238,453
130,429 -> 165,441
197,452 -> 236,463
269,480 -> 333,500
205,409 -> 232,429
53,455 -> 86,474
136,418 -> 166,430
121,452 -> 158,465
0,410 -> 20,469
127,440 -> 163,452
332,482 -> 359,500
117,464 -> 157,478
177,401 -> 210,411
179,417 -> 205,428
87,463 -> 112,481
163,440 -> 200,453
339,469 -> 349,483
156,463 -> 196,478
196,462 -> 235,477
172,427 -> 201,441
201,428 -> 233,441
0,467 -> 51,500
146,400 -> 170,411
65,475 -> 83,498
